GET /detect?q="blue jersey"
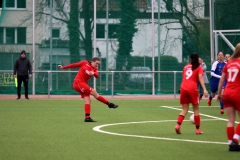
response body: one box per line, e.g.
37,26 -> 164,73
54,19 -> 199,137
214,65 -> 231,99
210,61 -> 226,85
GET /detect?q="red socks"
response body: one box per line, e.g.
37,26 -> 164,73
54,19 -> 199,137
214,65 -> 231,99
177,115 -> 185,125
194,115 -> 200,129
177,115 -> 201,129
85,104 -> 91,118
85,96 -> 108,119
96,96 -> 108,104
233,123 -> 240,143
226,127 -> 235,143
226,124 -> 240,144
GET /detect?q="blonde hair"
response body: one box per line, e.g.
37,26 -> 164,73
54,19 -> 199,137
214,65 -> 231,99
230,43 -> 240,60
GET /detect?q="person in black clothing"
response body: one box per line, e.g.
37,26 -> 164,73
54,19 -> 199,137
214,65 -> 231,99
13,50 -> 32,100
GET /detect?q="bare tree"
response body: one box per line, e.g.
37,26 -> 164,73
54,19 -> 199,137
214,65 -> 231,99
26,0 -> 97,63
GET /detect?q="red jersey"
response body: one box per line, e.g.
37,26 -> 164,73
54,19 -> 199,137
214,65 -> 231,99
181,64 -> 203,92
63,60 -> 99,84
222,59 -> 240,96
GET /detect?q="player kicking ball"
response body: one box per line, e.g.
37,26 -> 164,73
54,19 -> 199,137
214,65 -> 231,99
58,57 -> 118,122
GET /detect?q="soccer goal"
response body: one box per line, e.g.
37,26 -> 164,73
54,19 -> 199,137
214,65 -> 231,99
209,0 -> 240,61
212,30 -> 240,59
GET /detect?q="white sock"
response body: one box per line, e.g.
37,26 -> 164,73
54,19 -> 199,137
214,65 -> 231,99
233,134 -> 240,141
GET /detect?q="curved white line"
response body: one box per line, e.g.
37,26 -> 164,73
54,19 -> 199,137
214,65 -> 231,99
93,120 -> 228,145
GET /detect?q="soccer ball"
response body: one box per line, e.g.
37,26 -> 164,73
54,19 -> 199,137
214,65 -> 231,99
190,114 -> 195,124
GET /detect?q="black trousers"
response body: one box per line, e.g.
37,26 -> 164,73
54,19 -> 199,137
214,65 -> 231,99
17,75 -> 29,98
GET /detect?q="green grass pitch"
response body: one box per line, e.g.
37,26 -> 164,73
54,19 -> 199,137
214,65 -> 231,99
0,99 -> 239,160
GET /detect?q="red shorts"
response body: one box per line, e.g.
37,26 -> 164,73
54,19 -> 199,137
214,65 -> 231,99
180,88 -> 199,105
73,81 -> 92,98
223,94 -> 240,111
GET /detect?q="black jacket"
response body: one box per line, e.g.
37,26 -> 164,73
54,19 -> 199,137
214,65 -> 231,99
14,56 -> 32,76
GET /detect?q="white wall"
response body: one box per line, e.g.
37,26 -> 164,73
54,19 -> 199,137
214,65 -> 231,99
93,18 -> 183,69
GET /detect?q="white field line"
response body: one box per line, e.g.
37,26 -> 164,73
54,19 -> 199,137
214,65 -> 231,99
93,120 -> 227,144
93,105 -> 237,145
173,106 -> 220,108
161,106 -> 239,123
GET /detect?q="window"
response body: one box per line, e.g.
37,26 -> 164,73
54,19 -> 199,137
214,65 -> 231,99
0,27 -> 3,44
17,0 -> 26,8
5,0 -> 26,8
96,24 -> 119,39
0,0 -> 3,8
166,0 -> 173,11
52,29 -> 60,38
147,0 -> 151,9
6,0 -> 14,8
0,27 -> 26,44
17,28 -> 26,44
204,0 -> 209,17
108,24 -> 118,39
6,28 -> 15,44
96,24 -> 105,39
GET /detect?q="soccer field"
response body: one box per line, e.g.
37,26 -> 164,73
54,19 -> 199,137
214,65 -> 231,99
0,99 -> 239,160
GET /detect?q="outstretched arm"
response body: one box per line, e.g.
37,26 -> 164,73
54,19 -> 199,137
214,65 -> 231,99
58,61 -> 83,69
58,64 -> 64,69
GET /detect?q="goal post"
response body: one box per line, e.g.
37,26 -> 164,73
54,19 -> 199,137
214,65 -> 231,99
210,0 -> 240,61
212,30 -> 240,60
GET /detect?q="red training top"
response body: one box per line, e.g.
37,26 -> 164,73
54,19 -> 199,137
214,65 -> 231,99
180,64 -> 203,92
63,60 -> 99,84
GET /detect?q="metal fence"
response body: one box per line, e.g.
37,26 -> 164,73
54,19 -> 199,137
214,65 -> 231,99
0,70 -> 211,99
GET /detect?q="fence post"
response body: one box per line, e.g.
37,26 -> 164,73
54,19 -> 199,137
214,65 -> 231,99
111,71 -> 114,99
174,71 -> 176,99
111,71 -> 114,98
48,71 -> 51,99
